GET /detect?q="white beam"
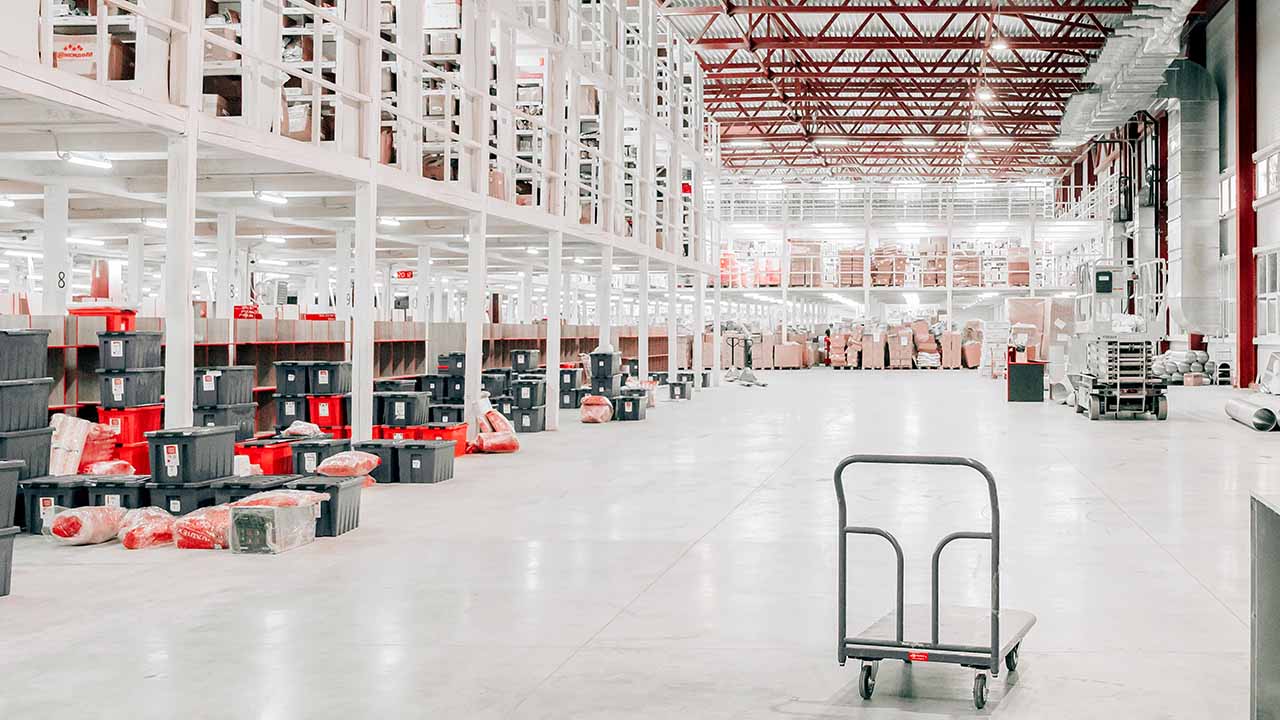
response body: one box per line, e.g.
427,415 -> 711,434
336,230 -> 353,321
416,243 -> 432,365
42,183 -> 69,316
162,134 -> 197,428
545,230 -> 563,430
598,245 -> 613,348
214,211 -> 235,319
351,182 -> 377,442
126,233 -> 144,306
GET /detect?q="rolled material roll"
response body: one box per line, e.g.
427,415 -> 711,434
1225,395 -> 1280,432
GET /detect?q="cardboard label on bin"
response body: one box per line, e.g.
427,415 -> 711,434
39,496 -> 55,520
521,414 -> 530,427
314,504 -> 322,518
521,387 -> 530,399
318,403 -> 330,417
624,401 -> 633,412
304,453 -> 317,472
285,401 -> 296,415
104,494 -> 120,507
163,444 -> 180,479
202,373 -> 216,391
394,401 -> 406,420
412,458 -> 421,469
109,340 -> 123,357
169,499 -> 181,513
317,369 -> 330,386
111,377 -> 125,400
286,372 -> 296,382
109,417 -> 121,432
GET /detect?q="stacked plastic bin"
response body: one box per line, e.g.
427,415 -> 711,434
589,350 -> 624,403
193,366 -> 256,441
144,426 -> 237,516
274,360 -> 352,438
95,330 -> 164,470
428,352 -> 467,424
0,329 -> 55,487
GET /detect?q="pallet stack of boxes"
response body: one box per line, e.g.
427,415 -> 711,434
96,330 -> 164,472
888,325 -> 916,369
275,360 -> 352,439
510,349 -> 546,432
193,365 -> 256,441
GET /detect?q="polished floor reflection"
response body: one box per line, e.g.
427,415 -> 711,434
0,371 -> 1259,718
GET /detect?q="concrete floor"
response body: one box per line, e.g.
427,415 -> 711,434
0,371 -> 1264,718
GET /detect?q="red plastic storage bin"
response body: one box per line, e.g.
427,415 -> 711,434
373,425 -> 422,441
98,405 -> 164,445
115,441 -> 151,474
235,438 -> 296,475
327,425 -> 351,439
68,306 -> 137,332
420,422 -> 468,458
307,395 -> 346,428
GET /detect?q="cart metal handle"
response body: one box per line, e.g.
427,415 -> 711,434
834,454 -> 1001,673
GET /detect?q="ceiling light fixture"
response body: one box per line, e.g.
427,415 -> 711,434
258,259 -> 289,267
263,235 -> 286,245
971,124 -> 989,136
0,196 -> 15,208
976,87 -> 995,102
60,152 -> 113,170
726,139 -> 765,148
254,190 -> 288,206
3,250 -> 39,259
574,257 -> 585,265
991,37 -> 1009,52
143,218 -> 166,229
378,217 -> 401,227
902,138 -> 938,147
526,246 -> 539,255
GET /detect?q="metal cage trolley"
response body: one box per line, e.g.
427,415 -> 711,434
834,454 -> 1036,709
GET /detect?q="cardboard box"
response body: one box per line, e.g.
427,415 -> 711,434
424,155 -> 445,180
961,340 -> 982,368
424,0 -> 461,29
577,85 -> 600,114
379,0 -> 395,24
488,169 -> 506,199
280,100 -> 312,141
429,31 -> 459,55
861,334 -> 886,369
51,34 -> 132,80
379,126 -> 395,164
204,26 -> 239,61
941,332 -> 962,369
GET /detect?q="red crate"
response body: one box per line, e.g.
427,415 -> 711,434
327,426 -> 351,439
235,438 -> 296,475
308,395 -> 346,427
68,306 -> 136,332
373,425 -> 423,441
115,441 -> 151,474
99,405 -> 163,445
421,422 -> 468,458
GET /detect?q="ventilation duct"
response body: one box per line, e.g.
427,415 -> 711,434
1057,0 -> 1198,147
1160,60 -> 1223,336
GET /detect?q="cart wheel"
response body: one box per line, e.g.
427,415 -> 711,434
1088,396 -> 1101,420
973,673 -> 989,709
858,664 -> 876,700
1156,395 -> 1168,421
1005,643 -> 1020,672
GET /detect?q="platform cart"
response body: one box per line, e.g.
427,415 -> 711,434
834,454 -> 1036,709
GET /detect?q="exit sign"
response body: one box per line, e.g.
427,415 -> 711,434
395,270 -> 415,280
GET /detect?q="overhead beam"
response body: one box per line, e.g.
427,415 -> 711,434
691,36 -> 1104,51
660,3 -> 1134,16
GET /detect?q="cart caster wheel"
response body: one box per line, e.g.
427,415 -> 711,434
858,664 -> 876,700
1088,396 -> 1101,420
973,673 -> 989,709
1156,396 -> 1168,421
1005,643 -> 1020,673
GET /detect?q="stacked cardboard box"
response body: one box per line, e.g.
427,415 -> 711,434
1006,297 -> 1049,360
754,332 -> 777,370
755,257 -> 781,287
872,245 -> 907,286
774,342 -> 804,369
1008,246 -> 1031,287
952,251 -> 982,287
921,237 -> 947,287
941,332 -> 963,369
829,333 -> 849,367
788,240 -> 823,287
838,247 -> 864,287
912,319 -> 937,353
888,325 -> 915,368
861,330 -> 886,369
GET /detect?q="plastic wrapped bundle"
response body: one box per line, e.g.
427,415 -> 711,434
580,395 -> 613,423
282,420 -> 324,437
84,459 -> 136,476
47,506 -> 128,545
77,423 -> 119,472
231,489 -> 329,508
315,450 -> 381,477
118,507 -> 176,549
485,409 -> 513,434
175,505 -> 233,550
49,413 -> 91,476
474,431 -> 519,453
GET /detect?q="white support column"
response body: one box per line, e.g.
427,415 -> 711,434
713,274 -> 722,384
351,183 -> 377,442
336,230 -> 353,321
597,246 -> 613,348
162,134 -> 197,428
464,213 -> 487,438
519,268 -> 533,322
214,211 -> 235,319
126,233 -> 144,306
638,254 -> 650,381
416,244 -> 432,364
42,183 -> 69,316
317,262 -> 332,311
694,271 -> 706,381
667,264 -> 679,372
545,231 -> 563,430
945,222 -> 955,328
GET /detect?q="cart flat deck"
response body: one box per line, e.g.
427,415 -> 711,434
846,604 -> 1036,668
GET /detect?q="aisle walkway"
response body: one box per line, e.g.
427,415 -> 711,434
0,371 -> 1257,718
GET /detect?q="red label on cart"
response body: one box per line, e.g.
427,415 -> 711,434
907,652 -> 929,662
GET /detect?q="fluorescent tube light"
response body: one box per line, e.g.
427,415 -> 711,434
61,152 -> 113,170
258,259 -> 288,267
0,197 -> 15,208
378,217 -> 401,227
143,218 -> 166,229
263,235 -> 287,245
254,191 -> 288,206
4,250 -> 40,259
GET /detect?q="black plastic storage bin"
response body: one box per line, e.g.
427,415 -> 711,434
98,330 -> 163,371
429,404 -> 465,425
0,460 -> 23,526
0,525 -> 16,597
85,475 -> 150,509
677,371 -> 710,389
395,440 -> 455,484
443,375 -> 465,403
0,328 -> 50,381
481,370 -> 509,398
512,379 -> 546,409
512,349 -> 541,373
22,477 -> 90,534
146,426 -> 236,484
291,438 -> 351,474
669,380 -> 692,400
286,475 -> 363,537
590,374 -> 623,398
308,361 -> 352,395
274,395 -> 308,428
624,358 -> 639,377
493,395 -> 515,420
438,352 -> 466,377
559,386 -> 582,409
418,374 -> 445,401
193,403 -> 257,441
380,391 -> 430,426
512,406 -> 546,433
616,395 -> 647,421
275,362 -> 310,395
145,479 -> 217,516
0,427 -> 53,480
559,367 -> 579,389
590,351 -> 622,378
374,378 -> 417,392
194,366 -> 254,406
210,475 -> 299,505
0,377 -> 54,432
649,371 -> 669,384
98,367 -> 164,409
574,387 -> 592,406
352,439 -> 400,484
